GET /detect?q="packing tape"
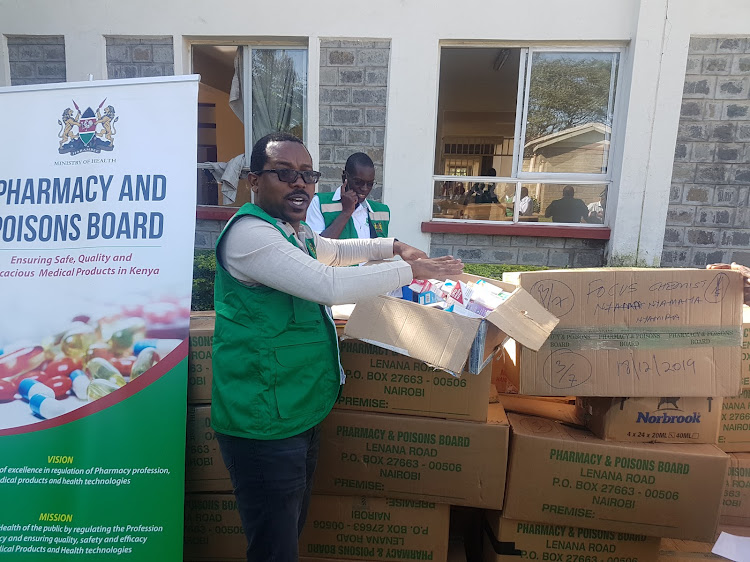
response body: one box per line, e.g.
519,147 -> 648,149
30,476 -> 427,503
545,326 -> 742,351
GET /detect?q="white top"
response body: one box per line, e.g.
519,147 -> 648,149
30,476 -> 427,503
219,215 -> 412,307
305,186 -> 374,239
518,195 -> 533,216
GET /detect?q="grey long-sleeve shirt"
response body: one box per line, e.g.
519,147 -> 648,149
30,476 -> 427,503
219,215 -> 413,307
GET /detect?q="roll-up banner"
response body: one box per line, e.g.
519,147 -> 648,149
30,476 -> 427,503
0,76 -> 199,560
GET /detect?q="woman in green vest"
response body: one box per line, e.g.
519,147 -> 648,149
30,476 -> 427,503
305,152 -> 390,239
212,132 -> 463,562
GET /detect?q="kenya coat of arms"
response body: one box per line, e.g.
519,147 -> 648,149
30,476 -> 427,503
58,99 -> 118,155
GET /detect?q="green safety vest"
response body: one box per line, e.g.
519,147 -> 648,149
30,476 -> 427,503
316,191 -> 390,239
211,203 -> 341,440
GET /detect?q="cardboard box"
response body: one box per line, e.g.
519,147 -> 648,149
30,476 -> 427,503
503,268 -> 743,397
720,453 -> 750,527
717,525 -> 750,538
718,389 -> 750,452
659,526 -> 750,561
503,413 -> 729,541
184,493 -> 244,561
188,312 -> 214,403
657,538 -> 716,561
299,495 -> 450,561
314,404 -> 510,509
344,274 -> 558,376
336,339 -> 492,421
482,512 -> 660,562
579,397 -> 722,444
185,493 -> 449,562
185,405 -> 232,492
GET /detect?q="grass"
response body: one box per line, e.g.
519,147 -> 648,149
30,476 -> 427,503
463,263 -> 547,280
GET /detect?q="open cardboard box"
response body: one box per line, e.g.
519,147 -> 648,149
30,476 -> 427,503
344,274 -> 558,376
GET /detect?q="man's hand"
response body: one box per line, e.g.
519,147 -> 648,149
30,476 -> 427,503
341,188 -> 359,215
707,262 -> 750,304
319,188 -> 358,238
393,240 -> 429,261
408,255 -> 463,281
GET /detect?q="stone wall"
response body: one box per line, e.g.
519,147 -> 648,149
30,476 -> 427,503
664,36 -> 750,267
7,36 -> 65,85
429,234 -> 606,267
318,39 -> 389,200
194,219 -> 228,251
105,36 -> 174,79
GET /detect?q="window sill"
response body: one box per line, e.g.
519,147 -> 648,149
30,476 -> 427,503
421,221 -> 610,240
196,205 -> 239,221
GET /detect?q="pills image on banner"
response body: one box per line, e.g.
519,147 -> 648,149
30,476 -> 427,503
0,293 -> 189,430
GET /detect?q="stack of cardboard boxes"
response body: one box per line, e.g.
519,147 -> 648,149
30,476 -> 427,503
305,274 -> 556,562
182,275 -> 557,561
485,268 -> 747,561
182,267 -> 750,562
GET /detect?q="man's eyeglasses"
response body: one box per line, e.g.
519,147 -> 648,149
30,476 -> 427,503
345,174 -> 376,190
253,169 -> 322,184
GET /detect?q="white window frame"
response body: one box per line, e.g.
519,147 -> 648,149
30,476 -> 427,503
242,45 -> 309,164
517,47 -> 622,183
432,44 -> 625,226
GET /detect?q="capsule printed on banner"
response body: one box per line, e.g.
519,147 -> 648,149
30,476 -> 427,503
133,339 -> 158,355
18,378 -> 55,401
69,370 -> 91,400
110,355 -> 136,377
109,318 -> 147,353
29,394 -> 65,419
87,357 -> 126,387
45,375 -> 72,399
60,322 -> 99,360
87,378 -> 120,401
130,348 -> 160,380
0,345 -> 45,379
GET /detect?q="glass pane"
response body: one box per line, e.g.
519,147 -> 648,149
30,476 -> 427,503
433,181 -> 516,221
433,47 -> 521,176
251,49 -> 307,143
197,169 -> 219,206
522,52 -> 619,174
523,183 -> 608,224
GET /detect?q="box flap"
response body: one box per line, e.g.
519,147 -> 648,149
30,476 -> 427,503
344,295 -> 481,374
486,289 -> 559,351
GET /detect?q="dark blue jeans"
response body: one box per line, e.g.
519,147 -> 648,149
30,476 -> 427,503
216,425 -> 320,562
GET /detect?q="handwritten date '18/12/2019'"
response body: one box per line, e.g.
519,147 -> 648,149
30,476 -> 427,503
543,350 -> 697,390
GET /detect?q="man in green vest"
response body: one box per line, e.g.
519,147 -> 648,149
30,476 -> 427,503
212,132 -> 463,562
305,152 -> 391,239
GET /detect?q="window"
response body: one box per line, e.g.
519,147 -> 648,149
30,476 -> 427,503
433,46 -> 620,225
192,44 -> 308,207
